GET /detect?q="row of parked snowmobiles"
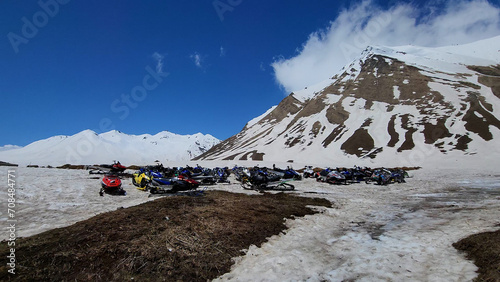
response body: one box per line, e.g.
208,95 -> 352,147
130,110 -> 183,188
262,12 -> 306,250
93,161 -> 408,196
304,165 -> 408,185
92,162 -> 233,196
232,165 -> 302,191
131,164 -> 231,194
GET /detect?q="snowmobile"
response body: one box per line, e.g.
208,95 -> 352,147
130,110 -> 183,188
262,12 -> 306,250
241,167 -> 295,191
177,174 -> 201,188
232,166 -> 250,184
389,169 -> 406,183
132,169 -> 152,191
271,165 -> 302,180
214,167 -> 231,183
315,167 -> 332,180
99,174 -> 126,196
302,166 -> 315,178
179,167 -> 216,185
148,176 -> 199,194
89,161 -> 127,175
365,169 -> 392,185
326,170 -> 347,185
317,168 -> 347,184
338,167 -> 365,183
232,166 -> 248,182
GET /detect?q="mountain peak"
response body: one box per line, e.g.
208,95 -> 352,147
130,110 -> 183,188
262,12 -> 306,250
0,130 -> 220,166
195,36 -> 500,168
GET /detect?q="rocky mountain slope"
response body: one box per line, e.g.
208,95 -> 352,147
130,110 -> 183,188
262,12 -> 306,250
195,36 -> 500,167
0,130 -> 220,166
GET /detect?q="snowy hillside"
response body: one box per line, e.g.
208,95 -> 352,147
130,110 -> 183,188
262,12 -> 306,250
195,36 -> 500,168
0,130 -> 220,166
0,145 -> 22,152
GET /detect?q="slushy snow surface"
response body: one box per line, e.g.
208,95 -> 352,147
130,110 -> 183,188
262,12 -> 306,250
1,164 -> 499,281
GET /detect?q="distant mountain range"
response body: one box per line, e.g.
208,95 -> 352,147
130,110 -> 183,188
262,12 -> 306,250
194,36 -> 500,168
0,130 -> 220,166
0,145 -> 21,152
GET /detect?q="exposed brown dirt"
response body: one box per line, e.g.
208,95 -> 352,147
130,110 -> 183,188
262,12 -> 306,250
453,229 -> 500,282
0,161 -> 17,167
322,124 -> 346,148
239,128 -> 273,148
463,92 -> 500,141
468,65 -> 500,77
262,95 -> 303,124
221,152 -> 240,161
287,96 -> 327,130
0,191 -> 331,281
56,164 -> 87,169
422,118 -> 453,145
478,75 -> 500,100
238,150 -> 265,161
397,114 -> 417,152
326,102 -> 350,125
309,121 -> 322,139
193,134 -> 240,161
454,134 -> 473,151
469,64 -> 500,99
387,115 -> 399,147
340,128 -> 375,157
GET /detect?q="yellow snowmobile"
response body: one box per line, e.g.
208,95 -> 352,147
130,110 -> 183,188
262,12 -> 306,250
132,169 -> 151,191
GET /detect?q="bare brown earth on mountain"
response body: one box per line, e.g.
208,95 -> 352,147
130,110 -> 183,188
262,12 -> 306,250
261,94 -> 303,125
463,92 -> 500,141
322,124 -> 346,148
195,57 -> 499,162
0,191 -> 331,281
387,115 -> 399,147
469,65 -> 500,99
340,128 -> 375,157
422,118 -> 452,145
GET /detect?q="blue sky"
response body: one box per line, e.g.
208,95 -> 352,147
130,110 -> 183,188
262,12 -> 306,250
1,0 -> 499,146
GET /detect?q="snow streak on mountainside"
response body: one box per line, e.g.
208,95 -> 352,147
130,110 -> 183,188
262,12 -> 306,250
195,36 -> 500,168
0,130 -> 220,166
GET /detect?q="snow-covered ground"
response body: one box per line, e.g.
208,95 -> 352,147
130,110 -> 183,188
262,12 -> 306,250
1,164 -> 499,281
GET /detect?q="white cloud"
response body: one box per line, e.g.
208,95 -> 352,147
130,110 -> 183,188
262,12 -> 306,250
220,46 -> 226,57
190,52 -> 203,68
152,52 -> 165,74
272,0 -> 500,93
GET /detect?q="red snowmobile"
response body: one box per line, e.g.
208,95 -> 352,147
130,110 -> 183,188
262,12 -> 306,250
100,174 -> 126,196
89,161 -> 127,175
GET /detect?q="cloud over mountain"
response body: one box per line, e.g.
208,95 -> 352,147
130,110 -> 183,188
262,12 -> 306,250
272,0 -> 500,93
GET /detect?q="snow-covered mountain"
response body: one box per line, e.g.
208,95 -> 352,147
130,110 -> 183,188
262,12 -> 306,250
195,36 -> 500,168
0,145 -> 22,152
0,130 -> 220,166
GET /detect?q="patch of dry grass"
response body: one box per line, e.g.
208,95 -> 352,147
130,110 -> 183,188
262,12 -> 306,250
453,229 -> 500,282
0,191 -> 331,281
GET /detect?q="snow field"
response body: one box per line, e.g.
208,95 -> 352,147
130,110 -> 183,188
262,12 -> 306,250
1,165 -> 498,281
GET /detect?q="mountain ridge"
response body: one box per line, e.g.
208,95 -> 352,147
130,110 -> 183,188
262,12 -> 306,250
194,36 -> 500,168
0,130 -> 220,166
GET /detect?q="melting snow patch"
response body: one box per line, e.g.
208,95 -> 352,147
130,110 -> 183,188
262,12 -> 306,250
325,94 -> 342,104
393,86 -> 401,99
